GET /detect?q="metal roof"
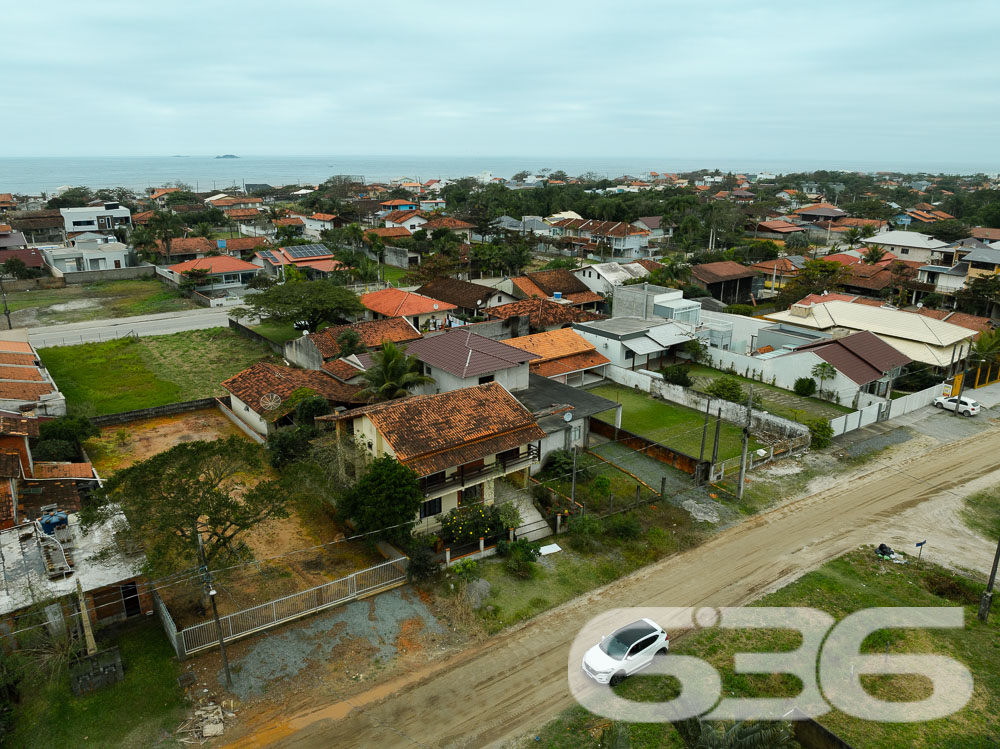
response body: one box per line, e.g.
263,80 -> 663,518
622,336 -> 664,355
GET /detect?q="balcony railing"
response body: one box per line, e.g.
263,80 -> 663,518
419,444 -> 540,496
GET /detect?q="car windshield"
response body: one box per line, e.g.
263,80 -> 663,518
599,634 -> 630,660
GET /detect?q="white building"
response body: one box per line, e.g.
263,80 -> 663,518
42,239 -> 132,274
572,317 -> 696,371
60,203 -> 132,236
860,230 -> 950,265
574,261 -> 650,296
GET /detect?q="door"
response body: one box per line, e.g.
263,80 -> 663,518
121,581 -> 141,618
625,634 -> 659,674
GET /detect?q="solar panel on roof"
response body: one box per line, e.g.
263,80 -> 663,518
285,244 -> 330,258
259,250 -> 276,263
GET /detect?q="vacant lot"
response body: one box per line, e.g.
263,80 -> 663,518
687,363 -> 852,422
962,485 -> 1000,540
531,548 -> 1000,748
40,327 -> 279,415
587,383 -> 759,461
7,279 -> 197,327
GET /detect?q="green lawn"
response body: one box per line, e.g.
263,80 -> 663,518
39,327 -> 279,415
686,363 -> 852,422
6,279 -> 197,326
252,320 -> 303,344
532,549 -> 1000,748
587,383 -> 758,461
7,620 -> 187,749
962,486 -> 1000,540
380,264 -> 409,285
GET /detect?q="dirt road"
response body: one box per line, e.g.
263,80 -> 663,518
231,430 -> 1000,749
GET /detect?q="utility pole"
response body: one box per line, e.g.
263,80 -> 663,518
570,447 -> 578,502
0,277 -> 11,330
699,401 -> 710,462
952,358 -> 970,418
710,408 -> 722,464
197,530 -> 232,689
978,535 -> 1000,623
737,386 -> 753,500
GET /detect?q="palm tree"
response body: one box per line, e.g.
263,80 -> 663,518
673,718 -> 796,748
862,244 -> 887,265
352,256 -> 380,290
359,341 -> 434,401
812,361 -> 837,398
190,222 -> 214,238
128,225 -> 159,262
365,232 -> 386,282
344,223 -> 365,250
147,211 -> 183,264
843,227 -> 863,249
654,254 -> 692,287
860,224 -> 878,240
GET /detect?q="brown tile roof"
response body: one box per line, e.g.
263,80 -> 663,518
321,359 -> 365,381
0,382 -> 54,400
380,199 -> 416,207
150,188 -> 180,201
404,328 -> 538,377
157,237 -> 216,255
226,208 -> 262,220
0,450 -> 21,478
169,255 -> 259,274
416,277 -> 498,311
912,308 -> 993,334
323,382 -> 546,476
0,341 -> 33,355
794,331 -> 911,385
503,328 -> 596,361
361,288 -> 456,317
0,416 -> 39,437
210,197 -> 263,207
0,353 -> 36,366
523,269 -> 590,296
532,350 -> 611,377
32,462 -> 94,479
564,290 -> 604,304
218,236 -> 271,252
383,209 -> 423,225
691,261 -> 755,284
421,216 -> 473,231
222,363 -> 364,415
510,276 -> 549,299
8,210 -> 63,231
971,227 -> 1000,242
132,210 -> 154,224
272,217 -> 304,226
487,299 -> 603,329
0,365 -> 42,381
550,218 -> 649,238
756,220 -> 808,234
633,258 -> 664,273
310,213 -> 338,221
314,318 -> 422,357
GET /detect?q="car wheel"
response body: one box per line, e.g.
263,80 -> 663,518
609,672 -> 625,687
935,402 -> 944,408
963,409 -> 972,417
655,647 -> 668,657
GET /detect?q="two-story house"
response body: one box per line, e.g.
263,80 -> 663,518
510,268 -> 604,310
548,218 -> 652,260
383,210 -> 427,232
165,255 -> 260,298
302,212 -> 346,237
60,203 -> 132,237
860,231 -> 950,266
320,383 -> 546,531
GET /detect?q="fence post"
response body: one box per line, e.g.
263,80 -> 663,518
479,537 -> 485,558
271,601 -> 278,625
509,528 -> 514,542
445,548 -> 451,567
556,514 -> 562,534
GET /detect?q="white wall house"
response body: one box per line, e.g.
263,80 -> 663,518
60,203 -> 132,236
860,230 -> 949,265
573,318 -> 695,371
42,240 -> 132,273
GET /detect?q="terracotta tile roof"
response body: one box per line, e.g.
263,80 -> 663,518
383,209 -> 424,225
314,318 -> 422,357
795,331 -> 911,385
222,362 -> 364,415
217,236 -> 271,252
971,227 -> 1000,242
487,299 -> 603,329
150,188 -> 180,201
0,248 -> 43,268
421,216 -> 473,231
690,261 -> 755,284
321,359 -> 365,381
226,208 -> 261,220
550,218 -> 649,238
404,328 -> 538,378
169,256 -> 258,274
0,415 -> 39,437
564,291 -> 604,304
523,269 -> 590,296
158,237 -> 216,255
210,197 -> 263,207
633,258 -> 664,273
323,382 -> 546,476
532,350 -> 610,377
756,220 -> 807,234
0,381 -> 54,400
416,277 -> 499,311
0,353 -> 36,366
912,308 -> 993,334
33,462 -> 94,479
380,199 -> 416,207
0,194 -> 14,205
751,257 -> 803,274
501,328 -> 597,361
0,450 -> 20,478
510,276 -> 548,299
0,365 -> 42,382
366,226 -> 412,240
309,213 -> 338,221
132,210 -> 154,224
361,288 -> 456,317
272,217 -> 304,226
296,259 -> 348,273
0,341 -> 34,355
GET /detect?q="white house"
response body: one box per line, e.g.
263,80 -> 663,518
60,203 -> 132,236
42,240 -> 132,274
572,317 -> 696,371
302,213 -> 342,238
860,230 -> 950,265
549,218 -> 652,259
383,209 -> 427,232
573,261 -> 650,296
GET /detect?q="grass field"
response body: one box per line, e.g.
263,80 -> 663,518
381,264 -> 409,285
252,320 -> 302,344
531,549 -> 999,748
962,486 -> 1000,540
686,363 -> 852,422
587,383 -> 759,461
6,279 -> 197,327
7,620 -> 186,749
39,327 -> 279,415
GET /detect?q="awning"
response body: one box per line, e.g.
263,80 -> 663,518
622,336 -> 663,356
645,325 -> 692,348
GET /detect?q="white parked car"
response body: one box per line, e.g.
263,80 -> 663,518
933,395 -> 981,416
581,618 -> 668,686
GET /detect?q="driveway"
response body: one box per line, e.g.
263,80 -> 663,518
228,424 -> 1000,749
28,307 -> 235,348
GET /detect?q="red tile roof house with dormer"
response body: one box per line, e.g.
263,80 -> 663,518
548,218 -> 652,259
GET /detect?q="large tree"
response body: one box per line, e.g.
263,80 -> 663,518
339,456 -> 423,546
80,436 -> 289,575
238,280 -> 363,332
775,259 -> 847,308
148,210 -> 184,263
401,252 -> 459,286
360,340 -> 434,401
922,218 -> 970,243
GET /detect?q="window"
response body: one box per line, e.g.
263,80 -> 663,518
419,497 -> 442,519
571,425 -> 582,442
478,374 -> 494,385
628,634 -> 658,658
625,349 -> 635,360
900,248 -> 909,255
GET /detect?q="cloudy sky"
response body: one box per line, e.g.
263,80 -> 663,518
7,1 -> 998,163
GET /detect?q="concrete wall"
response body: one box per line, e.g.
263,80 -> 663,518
700,311 -> 774,352
227,317 -> 285,355
90,397 -> 218,426
229,393 -> 272,436
611,284 -> 682,319
449,316 -> 531,341
52,264 -> 155,285
1,276 -> 65,292
284,334 -> 323,369
417,361 -> 530,395
829,383 -> 945,436
706,348 -> 860,407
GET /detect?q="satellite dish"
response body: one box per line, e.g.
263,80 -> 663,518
433,303 -> 439,309
563,411 -> 573,422
260,393 -> 282,411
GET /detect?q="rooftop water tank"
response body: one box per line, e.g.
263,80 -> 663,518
40,510 -> 68,535
553,291 -> 562,300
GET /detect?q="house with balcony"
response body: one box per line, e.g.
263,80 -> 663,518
319,383 -> 545,532
860,230 -> 951,266
164,255 -> 260,300
360,288 -> 457,331
8,210 -> 66,245
548,218 -> 652,259
42,239 -> 133,275
60,203 -> 132,238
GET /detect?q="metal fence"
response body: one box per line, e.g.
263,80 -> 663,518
155,556 -> 408,659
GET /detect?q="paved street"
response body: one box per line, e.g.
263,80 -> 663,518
27,308 -> 236,348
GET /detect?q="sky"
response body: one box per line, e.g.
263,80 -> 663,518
4,1 -> 999,163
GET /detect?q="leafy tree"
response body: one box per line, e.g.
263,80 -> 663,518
32,440 -> 78,461
920,292 -> 943,309
163,190 -> 199,206
336,329 -> 366,358
266,427 -> 312,469
45,186 -> 92,209
784,231 -> 810,251
2,257 -> 32,280
237,280 -> 362,332
842,227 -> 863,248
179,268 -> 211,290
956,273 -> 1000,316
971,327 -> 1000,366
511,170 -> 531,182
80,436 -> 289,574
661,363 -> 692,386
339,456 -> 422,546
294,396 -> 331,426
401,253 -> 461,286
129,225 -> 159,261
922,218 -> 970,242
862,245 -> 886,264
704,376 -> 746,403
39,415 -> 98,443
794,377 -> 817,396
148,210 -> 183,263
806,418 -> 834,449
542,257 -> 577,270
647,255 -> 691,287
811,361 -> 837,396
775,259 -> 847,309
359,340 -> 434,401
190,221 -> 214,238
683,338 -> 709,363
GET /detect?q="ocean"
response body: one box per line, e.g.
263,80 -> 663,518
0,155 -> 993,196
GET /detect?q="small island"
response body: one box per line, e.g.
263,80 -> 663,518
215,154 -> 240,159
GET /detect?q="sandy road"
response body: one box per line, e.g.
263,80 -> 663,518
231,430 -> 1000,749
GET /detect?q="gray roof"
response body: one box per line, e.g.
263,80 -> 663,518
960,247 -> 1000,265
785,254 -> 808,269
516,374 -> 619,434
405,328 -> 538,378
0,231 -> 27,249
573,317 -> 668,337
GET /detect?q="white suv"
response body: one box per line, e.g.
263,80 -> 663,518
933,395 -> 981,416
581,618 -> 669,686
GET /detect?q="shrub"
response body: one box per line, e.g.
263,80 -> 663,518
541,449 -> 574,477
32,439 -> 77,462
793,377 -> 817,397
497,501 -> 522,530
439,504 -> 502,544
681,284 -> 710,299
406,540 -> 438,582
500,540 -> 539,578
723,304 -> 755,316
266,427 -> 312,469
451,558 -> 480,581
39,415 -> 98,444
661,363 -> 692,387
567,513 -> 603,553
294,396 -> 331,427
603,512 -> 642,540
806,418 -> 834,449
590,474 -> 612,500
704,375 -> 745,403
